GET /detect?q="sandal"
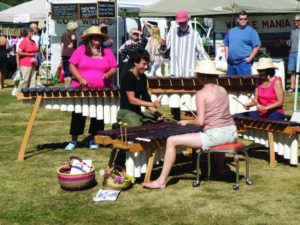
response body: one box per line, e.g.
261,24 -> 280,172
287,88 -> 295,93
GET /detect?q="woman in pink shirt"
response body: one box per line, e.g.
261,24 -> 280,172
244,58 -> 284,120
65,26 -> 118,151
143,60 -> 237,189
17,28 -> 38,92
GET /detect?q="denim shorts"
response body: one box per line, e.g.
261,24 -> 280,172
288,52 -> 298,72
200,125 -> 238,150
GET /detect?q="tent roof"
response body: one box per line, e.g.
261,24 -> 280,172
139,0 -> 300,17
0,0 -> 45,23
0,2 -> 11,12
0,0 -> 159,23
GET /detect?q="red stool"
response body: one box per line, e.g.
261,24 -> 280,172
193,142 -> 252,190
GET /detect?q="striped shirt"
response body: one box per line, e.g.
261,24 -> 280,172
165,25 -> 208,77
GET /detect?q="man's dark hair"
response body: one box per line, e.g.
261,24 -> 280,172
128,49 -> 150,68
238,10 -> 248,18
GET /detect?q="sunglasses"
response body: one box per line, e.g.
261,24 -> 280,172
239,18 -> 248,21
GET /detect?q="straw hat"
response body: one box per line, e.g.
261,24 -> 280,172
255,58 -> 277,70
66,21 -> 78,31
194,60 -> 226,75
81,26 -> 109,41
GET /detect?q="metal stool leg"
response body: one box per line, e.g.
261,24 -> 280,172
233,152 -> 240,190
242,149 -> 253,185
207,152 -> 211,181
193,150 -> 202,187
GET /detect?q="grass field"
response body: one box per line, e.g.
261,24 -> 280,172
0,80 -> 300,225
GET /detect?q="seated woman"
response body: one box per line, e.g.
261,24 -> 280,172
65,26 -> 117,151
143,60 -> 238,189
244,58 -> 284,120
117,49 -> 162,126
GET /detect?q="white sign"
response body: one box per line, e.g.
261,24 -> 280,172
13,14 -> 30,23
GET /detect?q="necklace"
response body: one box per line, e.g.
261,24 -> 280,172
91,47 -> 102,58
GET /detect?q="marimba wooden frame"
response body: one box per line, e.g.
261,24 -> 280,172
17,91 -> 119,161
237,123 -> 300,167
95,135 -> 167,183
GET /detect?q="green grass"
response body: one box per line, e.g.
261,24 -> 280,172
0,80 -> 300,225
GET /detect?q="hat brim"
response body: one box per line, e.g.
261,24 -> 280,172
256,66 -> 277,70
176,18 -> 188,23
81,32 -> 109,41
194,69 -> 226,75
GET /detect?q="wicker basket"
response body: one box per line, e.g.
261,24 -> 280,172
102,166 -> 133,190
57,157 -> 97,191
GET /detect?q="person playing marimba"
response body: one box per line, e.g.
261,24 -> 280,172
143,60 -> 238,189
244,58 -> 284,120
65,26 -> 117,151
117,49 -> 163,126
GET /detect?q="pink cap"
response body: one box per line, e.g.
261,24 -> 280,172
176,10 -> 189,23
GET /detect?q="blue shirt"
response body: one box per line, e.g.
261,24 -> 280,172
223,25 -> 261,64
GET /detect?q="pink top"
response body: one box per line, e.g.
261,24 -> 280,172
257,77 -> 284,116
18,38 -> 38,67
203,84 -> 235,131
69,45 -> 118,89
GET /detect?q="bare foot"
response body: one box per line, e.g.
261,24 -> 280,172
142,180 -> 166,189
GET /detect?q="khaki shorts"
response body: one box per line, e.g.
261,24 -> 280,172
200,125 -> 238,150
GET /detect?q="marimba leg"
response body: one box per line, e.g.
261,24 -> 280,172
144,149 -> 157,183
268,132 -> 276,168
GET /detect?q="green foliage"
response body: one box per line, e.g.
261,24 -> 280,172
1,0 -> 30,7
0,79 -> 300,225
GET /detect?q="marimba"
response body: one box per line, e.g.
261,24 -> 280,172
234,113 -> 300,167
147,75 -> 259,115
95,122 -> 203,182
16,87 -> 120,161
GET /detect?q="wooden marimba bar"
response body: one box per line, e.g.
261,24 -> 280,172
95,122 -> 203,182
16,87 -> 120,161
147,75 -> 258,115
233,113 -> 300,167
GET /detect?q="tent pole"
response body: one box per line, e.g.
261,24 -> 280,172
293,29 -> 300,112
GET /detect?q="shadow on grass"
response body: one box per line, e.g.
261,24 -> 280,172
24,136 -> 92,160
137,153 -> 245,187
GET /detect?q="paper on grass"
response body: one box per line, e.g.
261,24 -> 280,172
93,189 -> 121,202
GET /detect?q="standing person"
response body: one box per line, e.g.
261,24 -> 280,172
65,26 -> 117,151
60,21 -> 78,88
223,10 -> 261,76
159,9 -> 209,77
145,26 -> 163,76
244,58 -> 284,120
0,30 -> 9,89
99,21 -> 113,48
159,9 -> 208,120
143,60 -> 237,189
287,14 -> 300,93
119,28 -> 148,79
17,28 -> 38,92
117,49 -> 162,126
30,23 -> 43,87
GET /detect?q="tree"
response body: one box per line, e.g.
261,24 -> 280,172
2,0 -> 31,7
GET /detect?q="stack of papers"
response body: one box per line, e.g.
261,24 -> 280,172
93,189 -> 121,202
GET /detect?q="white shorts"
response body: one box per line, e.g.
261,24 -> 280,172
200,125 -> 238,150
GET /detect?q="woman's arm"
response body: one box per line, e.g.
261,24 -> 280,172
69,63 -> 87,85
104,67 -> 117,80
244,88 -> 258,109
18,48 -> 36,57
179,90 -> 205,127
